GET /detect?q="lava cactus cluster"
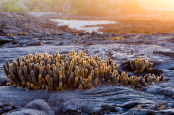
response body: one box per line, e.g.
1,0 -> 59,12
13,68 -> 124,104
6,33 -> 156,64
130,57 -> 153,73
3,50 -> 165,91
3,50 -> 119,91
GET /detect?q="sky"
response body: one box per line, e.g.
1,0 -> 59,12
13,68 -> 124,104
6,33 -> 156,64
137,0 -> 174,9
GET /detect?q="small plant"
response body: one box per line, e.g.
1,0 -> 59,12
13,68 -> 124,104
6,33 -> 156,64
110,36 -> 123,41
130,57 -> 153,73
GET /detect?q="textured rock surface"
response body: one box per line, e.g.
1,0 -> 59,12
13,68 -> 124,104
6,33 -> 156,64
0,101 -> 16,114
3,99 -> 51,115
49,86 -> 173,114
0,77 -> 9,86
0,87 -> 50,107
0,12 -> 72,36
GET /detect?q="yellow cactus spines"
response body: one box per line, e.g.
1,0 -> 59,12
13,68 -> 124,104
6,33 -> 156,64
98,57 -> 101,61
116,76 -> 119,81
121,72 -> 126,79
69,62 -> 73,74
38,74 -> 43,87
140,66 -> 146,73
57,53 -> 60,61
41,85 -> 46,89
137,76 -> 145,85
43,65 -> 46,70
61,67 -> 65,74
84,68 -> 88,78
31,84 -> 39,90
87,83 -> 92,89
49,78 -> 54,91
59,71 -> 62,76
46,86 -> 49,91
130,57 -> 153,73
110,36 -> 123,40
61,60 -> 64,65
42,77 -> 45,83
8,75 -> 17,86
68,77 -> 72,86
46,64 -> 50,73
53,66 -> 56,76
39,52 -> 42,57
91,70 -> 94,78
74,76 -> 79,87
90,55 -> 93,59
145,61 -> 149,65
74,57 -> 77,65
81,80 -> 86,88
80,58 -> 84,64
107,66 -> 112,74
83,61 -> 86,67
111,76 -> 116,84
123,74 -> 129,85
94,68 -> 99,78
54,74 -> 58,87
107,72 -> 113,82
88,76 -> 92,82
64,62 -> 69,71
3,64 -> 9,77
58,82 -> 63,91
28,53 -> 32,58
111,62 -> 116,72
75,66 -> 79,76
75,76 -> 79,82
22,56 -> 25,62
49,55 -> 53,59
159,74 -> 164,81
156,77 -> 160,83
21,76 -> 27,86
130,76 -> 137,85
59,75 -> 63,83
78,84 -> 83,90
84,78 -> 88,84
83,56 -> 87,62
27,82 -> 31,88
31,84 -> 34,89
45,75 -> 50,84
9,64 -> 12,69
106,58 -> 109,66
69,53 -> 72,57
79,51 -> 83,57
29,63 -> 33,71
112,70 -> 116,76
94,78 -> 98,86
31,70 -> 39,86
72,50 -> 75,55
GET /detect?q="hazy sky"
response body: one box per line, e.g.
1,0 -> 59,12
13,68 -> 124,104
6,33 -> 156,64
137,0 -> 174,9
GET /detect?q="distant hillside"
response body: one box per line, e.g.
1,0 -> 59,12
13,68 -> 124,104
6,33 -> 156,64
0,0 -> 145,15
0,0 -> 29,13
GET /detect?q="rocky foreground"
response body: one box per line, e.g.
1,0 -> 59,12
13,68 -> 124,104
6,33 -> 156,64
0,12 -> 174,115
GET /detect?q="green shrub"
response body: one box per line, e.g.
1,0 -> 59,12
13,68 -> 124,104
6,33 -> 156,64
0,0 -> 29,13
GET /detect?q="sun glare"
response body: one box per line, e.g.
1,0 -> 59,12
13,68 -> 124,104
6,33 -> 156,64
138,0 -> 174,9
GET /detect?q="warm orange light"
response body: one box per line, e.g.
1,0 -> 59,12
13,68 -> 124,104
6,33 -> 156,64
138,0 -> 174,9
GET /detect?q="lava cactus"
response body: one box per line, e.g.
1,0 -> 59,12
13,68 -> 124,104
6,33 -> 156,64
130,57 -> 153,73
3,50 -> 165,91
